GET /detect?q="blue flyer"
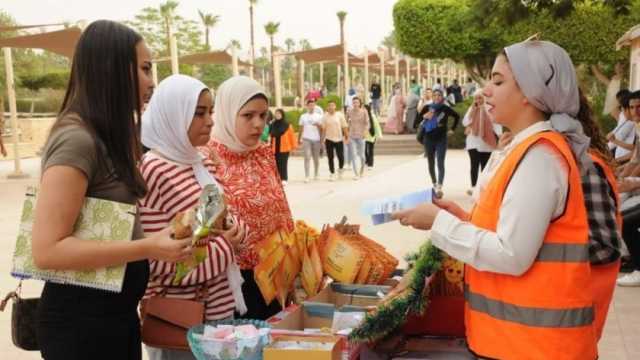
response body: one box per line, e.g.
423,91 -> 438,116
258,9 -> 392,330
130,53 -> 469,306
361,189 -> 434,225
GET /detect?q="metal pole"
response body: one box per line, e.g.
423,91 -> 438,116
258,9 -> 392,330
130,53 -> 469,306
343,42 -> 350,103
151,62 -> 159,87
169,31 -> 179,75
273,52 -> 282,108
231,47 -> 239,76
364,47 -> 370,104
3,48 -> 28,179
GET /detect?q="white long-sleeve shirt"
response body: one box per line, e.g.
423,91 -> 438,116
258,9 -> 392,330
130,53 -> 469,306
462,106 -> 503,152
431,122 -> 569,276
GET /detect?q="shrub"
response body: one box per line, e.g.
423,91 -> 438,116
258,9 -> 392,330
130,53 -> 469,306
284,109 -> 303,133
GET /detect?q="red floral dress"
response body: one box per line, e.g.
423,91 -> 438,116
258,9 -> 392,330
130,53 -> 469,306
205,140 -> 294,269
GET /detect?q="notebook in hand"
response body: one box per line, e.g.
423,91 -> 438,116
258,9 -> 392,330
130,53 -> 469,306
11,186 -> 136,293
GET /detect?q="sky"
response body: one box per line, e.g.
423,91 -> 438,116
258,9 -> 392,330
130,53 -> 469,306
3,0 -> 397,57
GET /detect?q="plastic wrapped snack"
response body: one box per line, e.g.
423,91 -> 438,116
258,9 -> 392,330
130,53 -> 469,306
173,184 -> 227,285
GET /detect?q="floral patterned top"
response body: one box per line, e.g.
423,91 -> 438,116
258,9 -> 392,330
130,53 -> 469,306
204,140 -> 294,269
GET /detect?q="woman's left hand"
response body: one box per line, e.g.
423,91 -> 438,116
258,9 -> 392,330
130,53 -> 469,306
391,202 -> 441,230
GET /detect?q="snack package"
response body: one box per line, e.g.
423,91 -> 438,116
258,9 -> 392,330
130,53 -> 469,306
254,244 -> 286,305
173,184 -> 226,285
321,229 -> 365,284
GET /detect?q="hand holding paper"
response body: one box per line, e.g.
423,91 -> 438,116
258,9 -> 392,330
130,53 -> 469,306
361,189 -> 433,225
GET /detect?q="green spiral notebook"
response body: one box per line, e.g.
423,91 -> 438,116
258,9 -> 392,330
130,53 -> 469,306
11,186 -> 136,293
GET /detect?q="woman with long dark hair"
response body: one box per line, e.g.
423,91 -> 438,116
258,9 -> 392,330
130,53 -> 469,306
32,21 -> 190,360
270,108 -> 297,184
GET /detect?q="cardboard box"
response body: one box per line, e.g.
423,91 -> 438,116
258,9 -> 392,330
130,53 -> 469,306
269,303 -> 365,360
307,282 -> 391,309
263,335 -> 342,360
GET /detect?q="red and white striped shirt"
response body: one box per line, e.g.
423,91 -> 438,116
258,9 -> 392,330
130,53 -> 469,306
139,151 -> 235,321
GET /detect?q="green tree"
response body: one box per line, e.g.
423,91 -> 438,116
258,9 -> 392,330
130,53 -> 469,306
249,0 -> 259,78
299,39 -> 312,51
393,0 -> 640,81
336,11 -> 347,45
159,0 -> 180,54
227,39 -> 242,51
285,38 -> 295,53
264,21 -> 280,94
197,10 -> 220,50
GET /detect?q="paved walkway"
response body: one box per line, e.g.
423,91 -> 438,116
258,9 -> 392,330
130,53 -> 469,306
0,151 -> 638,359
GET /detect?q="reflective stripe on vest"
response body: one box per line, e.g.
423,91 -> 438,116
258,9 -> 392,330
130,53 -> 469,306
465,285 -> 594,328
535,243 -> 589,262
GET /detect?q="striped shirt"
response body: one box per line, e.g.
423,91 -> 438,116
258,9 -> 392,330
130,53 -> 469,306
139,151 -> 235,321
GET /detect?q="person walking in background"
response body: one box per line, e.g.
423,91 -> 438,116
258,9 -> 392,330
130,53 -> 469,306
463,77 -> 476,98
384,85 -> 406,135
418,89 -> 460,197
405,88 -> 421,134
370,78 -> 382,116
298,99 -> 323,182
347,97 -> 370,180
321,100 -> 348,181
606,90 -> 634,161
260,110 -> 273,143
418,88 -> 434,113
432,77 -> 443,93
270,109 -> 297,185
463,91 -> 501,195
365,103 -> 383,170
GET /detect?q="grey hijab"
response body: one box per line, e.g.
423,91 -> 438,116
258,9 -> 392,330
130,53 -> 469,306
505,40 -> 591,172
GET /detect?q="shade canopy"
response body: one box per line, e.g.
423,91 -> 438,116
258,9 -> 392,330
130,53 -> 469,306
286,44 -> 359,64
616,24 -> 640,50
155,50 -> 251,67
0,27 -> 81,58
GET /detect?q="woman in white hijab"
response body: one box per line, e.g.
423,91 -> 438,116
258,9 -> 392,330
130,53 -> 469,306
392,41 -> 615,359
139,74 -> 247,360
206,76 -> 294,321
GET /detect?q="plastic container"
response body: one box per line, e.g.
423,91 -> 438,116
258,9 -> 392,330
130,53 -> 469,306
187,319 -> 271,360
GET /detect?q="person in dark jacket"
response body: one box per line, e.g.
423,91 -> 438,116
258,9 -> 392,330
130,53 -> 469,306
418,89 -> 460,196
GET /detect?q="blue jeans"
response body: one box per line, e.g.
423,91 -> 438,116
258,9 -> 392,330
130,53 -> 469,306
371,98 -> 381,115
424,137 -> 447,185
349,138 -> 366,176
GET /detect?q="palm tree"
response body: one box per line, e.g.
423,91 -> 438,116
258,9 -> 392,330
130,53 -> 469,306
249,0 -> 259,77
337,11 -> 347,45
299,39 -> 312,51
227,39 -> 242,51
284,38 -> 295,53
160,0 -> 180,54
197,10 -> 220,50
264,21 -> 280,94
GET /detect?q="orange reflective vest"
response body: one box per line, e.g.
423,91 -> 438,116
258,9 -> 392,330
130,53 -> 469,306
466,131 -> 597,360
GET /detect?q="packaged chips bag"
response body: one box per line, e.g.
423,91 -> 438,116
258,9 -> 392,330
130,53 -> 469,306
172,184 -> 227,285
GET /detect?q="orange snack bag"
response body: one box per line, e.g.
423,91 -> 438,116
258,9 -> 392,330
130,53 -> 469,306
253,244 -> 286,304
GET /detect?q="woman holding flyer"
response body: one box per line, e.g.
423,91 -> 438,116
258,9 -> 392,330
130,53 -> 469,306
393,41 -> 612,359
139,74 -> 248,359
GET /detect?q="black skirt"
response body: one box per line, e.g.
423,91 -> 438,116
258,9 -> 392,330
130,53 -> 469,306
236,270 -> 282,320
36,259 -> 149,360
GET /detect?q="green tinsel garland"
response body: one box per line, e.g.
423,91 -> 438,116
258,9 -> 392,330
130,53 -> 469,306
349,241 -> 443,343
